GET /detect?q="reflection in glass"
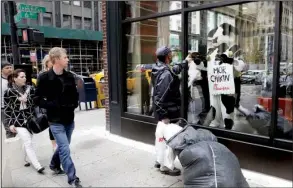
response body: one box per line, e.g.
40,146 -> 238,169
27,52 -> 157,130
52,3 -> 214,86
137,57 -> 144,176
188,1 -> 219,7
276,2 -> 293,140
124,1 -> 181,19
187,2 -> 277,136
124,15 -> 182,115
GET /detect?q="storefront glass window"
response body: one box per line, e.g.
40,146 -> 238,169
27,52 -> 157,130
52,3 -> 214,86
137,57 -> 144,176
187,2 -> 276,136
124,15 -> 182,115
124,1 -> 181,19
277,2 -> 293,141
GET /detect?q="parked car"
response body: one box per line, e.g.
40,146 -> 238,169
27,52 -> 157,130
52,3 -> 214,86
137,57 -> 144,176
241,70 -> 265,84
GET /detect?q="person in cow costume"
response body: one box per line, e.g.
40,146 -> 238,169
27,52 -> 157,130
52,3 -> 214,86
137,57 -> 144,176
186,23 -> 250,129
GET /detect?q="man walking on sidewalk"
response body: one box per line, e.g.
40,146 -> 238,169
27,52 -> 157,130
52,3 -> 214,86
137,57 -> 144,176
34,47 -> 82,187
152,46 -> 186,176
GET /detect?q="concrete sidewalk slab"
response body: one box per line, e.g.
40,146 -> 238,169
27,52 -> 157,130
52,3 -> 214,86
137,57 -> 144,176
7,109 -> 293,187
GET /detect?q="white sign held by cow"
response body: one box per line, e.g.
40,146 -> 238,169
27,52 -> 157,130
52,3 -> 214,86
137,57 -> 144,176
208,63 -> 235,95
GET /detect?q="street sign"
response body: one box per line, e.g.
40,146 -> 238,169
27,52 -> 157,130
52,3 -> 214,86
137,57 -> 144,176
14,3 -> 46,23
16,3 -> 46,13
14,12 -> 38,23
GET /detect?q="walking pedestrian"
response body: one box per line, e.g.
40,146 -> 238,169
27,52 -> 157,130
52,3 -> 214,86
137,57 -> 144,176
39,55 -> 57,151
1,61 -> 15,138
3,69 -> 45,173
152,46 -> 186,176
34,47 -> 82,187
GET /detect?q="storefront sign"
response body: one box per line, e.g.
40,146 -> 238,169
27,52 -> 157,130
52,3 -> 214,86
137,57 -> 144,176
208,64 -> 235,95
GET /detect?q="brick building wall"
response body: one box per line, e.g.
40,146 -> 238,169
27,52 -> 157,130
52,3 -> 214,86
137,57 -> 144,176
101,1 -> 110,128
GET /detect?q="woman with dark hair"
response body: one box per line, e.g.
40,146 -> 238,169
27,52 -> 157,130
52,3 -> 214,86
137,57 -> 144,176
3,69 -> 45,173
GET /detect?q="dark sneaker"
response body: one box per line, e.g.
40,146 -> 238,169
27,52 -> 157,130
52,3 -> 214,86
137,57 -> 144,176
37,167 -> 45,174
72,179 -> 83,188
50,168 -> 66,175
160,167 -> 181,176
154,161 -> 161,169
24,162 -> 30,167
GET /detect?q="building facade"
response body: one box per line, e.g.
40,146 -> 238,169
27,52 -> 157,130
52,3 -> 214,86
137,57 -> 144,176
1,1 -> 103,75
103,1 -> 292,180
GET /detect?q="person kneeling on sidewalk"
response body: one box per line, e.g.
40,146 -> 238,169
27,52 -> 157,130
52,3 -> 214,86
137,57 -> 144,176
152,46 -> 187,176
34,47 -> 82,188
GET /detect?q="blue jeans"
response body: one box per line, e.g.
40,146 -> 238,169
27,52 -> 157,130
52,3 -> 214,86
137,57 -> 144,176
49,122 -> 78,184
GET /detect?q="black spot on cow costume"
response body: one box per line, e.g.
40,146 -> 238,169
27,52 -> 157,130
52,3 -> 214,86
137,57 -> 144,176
186,23 -> 250,129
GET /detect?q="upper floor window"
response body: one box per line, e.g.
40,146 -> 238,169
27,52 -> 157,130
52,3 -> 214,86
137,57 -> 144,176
84,18 -> 92,30
43,12 -> 52,26
74,16 -> 82,29
63,15 -> 71,28
63,1 -> 70,4
84,1 -> 92,8
73,1 -> 81,6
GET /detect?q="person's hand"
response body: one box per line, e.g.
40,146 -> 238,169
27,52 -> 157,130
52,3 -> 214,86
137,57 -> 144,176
9,125 -> 17,133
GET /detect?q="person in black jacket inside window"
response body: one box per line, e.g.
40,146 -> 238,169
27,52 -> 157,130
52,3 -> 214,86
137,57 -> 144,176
34,47 -> 82,188
152,46 -> 186,176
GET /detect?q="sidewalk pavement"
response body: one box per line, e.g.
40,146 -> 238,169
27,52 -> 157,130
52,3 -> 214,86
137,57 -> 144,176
8,109 -> 293,187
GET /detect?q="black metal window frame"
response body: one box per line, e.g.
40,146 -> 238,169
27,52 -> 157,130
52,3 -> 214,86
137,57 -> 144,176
118,1 -> 291,151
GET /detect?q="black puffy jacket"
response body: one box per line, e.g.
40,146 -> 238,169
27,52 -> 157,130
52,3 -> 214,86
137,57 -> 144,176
152,61 -> 183,121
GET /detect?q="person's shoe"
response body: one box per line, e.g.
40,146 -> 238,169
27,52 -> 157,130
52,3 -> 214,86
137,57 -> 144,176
37,167 -> 45,174
160,167 -> 181,176
50,167 -> 66,175
24,162 -> 30,167
154,161 -> 161,169
72,179 -> 83,188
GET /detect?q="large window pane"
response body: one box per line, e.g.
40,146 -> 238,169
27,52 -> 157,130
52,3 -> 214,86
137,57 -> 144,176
277,2 -> 293,140
124,15 -> 182,115
124,1 -> 181,19
187,2 -> 275,137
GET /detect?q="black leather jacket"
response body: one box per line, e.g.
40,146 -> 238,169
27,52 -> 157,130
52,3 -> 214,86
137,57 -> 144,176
152,61 -> 184,121
34,69 -> 79,125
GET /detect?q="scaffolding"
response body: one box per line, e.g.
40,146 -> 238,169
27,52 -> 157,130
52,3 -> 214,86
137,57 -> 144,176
1,36 -> 103,76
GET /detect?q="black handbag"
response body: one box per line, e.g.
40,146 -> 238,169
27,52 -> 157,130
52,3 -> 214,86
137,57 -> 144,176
26,107 -> 49,134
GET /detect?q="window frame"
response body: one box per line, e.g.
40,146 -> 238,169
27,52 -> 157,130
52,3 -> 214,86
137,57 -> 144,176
117,1 -> 291,151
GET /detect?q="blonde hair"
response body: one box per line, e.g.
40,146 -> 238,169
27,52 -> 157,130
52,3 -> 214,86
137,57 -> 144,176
42,55 -> 51,70
48,47 -> 67,64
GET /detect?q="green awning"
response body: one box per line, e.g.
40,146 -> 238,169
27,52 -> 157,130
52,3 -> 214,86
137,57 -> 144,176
1,23 -> 103,41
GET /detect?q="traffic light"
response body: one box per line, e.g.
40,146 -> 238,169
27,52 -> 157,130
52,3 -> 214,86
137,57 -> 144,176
21,28 -> 45,45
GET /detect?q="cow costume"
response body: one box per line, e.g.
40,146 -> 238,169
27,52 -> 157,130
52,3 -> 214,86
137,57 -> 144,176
187,23 -> 249,129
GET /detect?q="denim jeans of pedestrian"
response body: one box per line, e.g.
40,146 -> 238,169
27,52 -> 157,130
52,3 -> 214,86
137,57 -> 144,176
49,122 -> 78,185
